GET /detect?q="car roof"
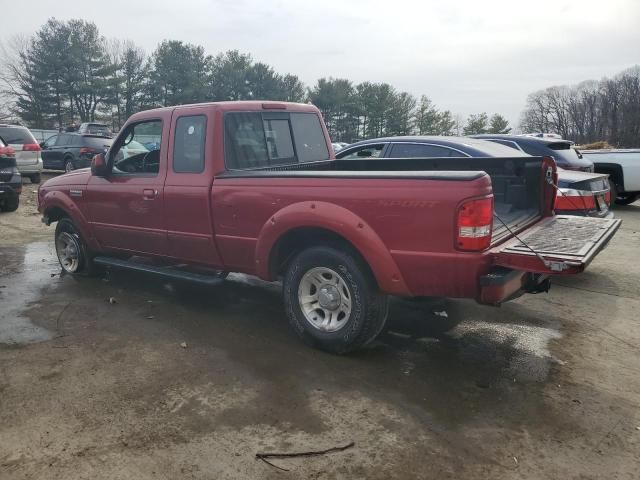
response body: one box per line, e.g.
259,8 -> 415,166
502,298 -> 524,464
341,135 -> 530,157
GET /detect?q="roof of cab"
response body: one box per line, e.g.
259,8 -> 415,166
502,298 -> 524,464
131,101 -> 318,117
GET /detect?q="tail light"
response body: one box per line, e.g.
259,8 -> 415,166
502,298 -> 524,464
0,146 -> 16,156
605,190 -> 611,205
79,147 -> 98,155
22,143 -> 41,152
456,196 -> 493,251
554,188 -> 597,211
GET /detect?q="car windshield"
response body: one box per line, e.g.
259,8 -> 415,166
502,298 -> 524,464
0,126 -> 36,145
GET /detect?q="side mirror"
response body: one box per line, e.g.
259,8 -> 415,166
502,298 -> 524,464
39,142 -> 46,149
91,153 -> 109,177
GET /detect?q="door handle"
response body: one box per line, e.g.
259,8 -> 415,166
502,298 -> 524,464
143,189 -> 158,200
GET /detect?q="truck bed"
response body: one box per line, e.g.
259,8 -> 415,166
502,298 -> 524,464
220,156 -> 548,246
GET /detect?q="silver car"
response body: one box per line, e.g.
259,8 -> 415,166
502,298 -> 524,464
0,125 -> 43,183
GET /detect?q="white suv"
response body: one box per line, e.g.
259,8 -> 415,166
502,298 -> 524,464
0,125 -> 43,183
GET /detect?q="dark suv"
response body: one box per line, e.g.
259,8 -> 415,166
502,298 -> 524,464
41,133 -> 113,172
471,134 -> 594,172
0,137 -> 22,212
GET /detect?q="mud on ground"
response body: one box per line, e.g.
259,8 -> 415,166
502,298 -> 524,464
1,176 -> 639,479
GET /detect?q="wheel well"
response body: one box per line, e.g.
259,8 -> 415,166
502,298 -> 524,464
269,227 -> 375,283
45,206 -> 69,224
594,163 -> 624,190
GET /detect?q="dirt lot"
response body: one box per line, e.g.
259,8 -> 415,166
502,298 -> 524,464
1,176 -> 639,479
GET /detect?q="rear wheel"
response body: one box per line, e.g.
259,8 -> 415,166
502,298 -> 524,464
615,192 -> 638,205
64,158 -> 75,173
283,246 -> 389,354
54,218 -> 100,276
30,173 -> 41,184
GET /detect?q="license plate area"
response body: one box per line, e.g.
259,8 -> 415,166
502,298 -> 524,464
492,215 -> 621,273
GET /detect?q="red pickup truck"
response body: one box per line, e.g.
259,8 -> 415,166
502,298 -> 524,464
38,101 -> 621,353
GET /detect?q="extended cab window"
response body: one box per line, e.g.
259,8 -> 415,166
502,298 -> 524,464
173,115 -> 206,173
389,143 -> 459,158
111,120 -> 162,175
224,111 -> 329,169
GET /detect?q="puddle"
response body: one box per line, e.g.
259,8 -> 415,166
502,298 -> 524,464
0,242 -> 58,345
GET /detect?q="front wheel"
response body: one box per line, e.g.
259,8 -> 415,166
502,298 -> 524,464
30,174 -> 41,184
1,195 -> 19,212
54,218 -> 100,276
283,246 -> 389,354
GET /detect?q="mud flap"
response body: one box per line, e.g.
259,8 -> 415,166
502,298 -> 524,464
491,215 -> 622,275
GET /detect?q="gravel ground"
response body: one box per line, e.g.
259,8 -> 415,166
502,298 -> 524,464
0,175 -> 639,479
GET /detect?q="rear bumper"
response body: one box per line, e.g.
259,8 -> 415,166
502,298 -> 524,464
0,178 -> 22,198
478,268 -> 550,305
17,159 -> 43,175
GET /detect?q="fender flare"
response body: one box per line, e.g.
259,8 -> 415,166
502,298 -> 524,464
254,201 -> 409,295
42,191 -> 100,251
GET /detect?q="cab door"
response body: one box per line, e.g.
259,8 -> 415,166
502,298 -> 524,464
86,114 -> 169,256
163,106 -> 223,267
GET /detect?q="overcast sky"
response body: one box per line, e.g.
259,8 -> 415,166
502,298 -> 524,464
3,0 -> 639,127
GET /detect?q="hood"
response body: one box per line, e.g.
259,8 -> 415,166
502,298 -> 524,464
42,168 -> 92,187
557,168 -> 609,191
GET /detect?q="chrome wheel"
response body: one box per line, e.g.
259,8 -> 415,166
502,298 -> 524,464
56,231 -> 80,273
65,160 -> 74,173
298,267 -> 352,332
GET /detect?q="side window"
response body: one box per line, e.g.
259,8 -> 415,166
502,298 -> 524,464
290,113 -> 329,162
72,136 -> 84,146
55,134 -> 70,147
338,144 -> 384,159
110,120 -> 162,175
43,135 -> 58,148
389,143 -> 460,158
173,115 -> 206,173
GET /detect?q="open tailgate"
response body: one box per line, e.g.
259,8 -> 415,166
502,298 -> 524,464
491,215 -> 621,274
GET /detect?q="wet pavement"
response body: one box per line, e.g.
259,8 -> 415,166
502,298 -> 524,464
1,205 -> 640,479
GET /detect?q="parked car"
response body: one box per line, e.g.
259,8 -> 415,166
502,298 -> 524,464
77,123 -> 113,137
471,134 -> 593,172
0,138 -> 21,212
336,136 -> 612,218
40,133 -> 113,172
38,101 -> 620,353
0,124 -> 43,183
580,149 -> 640,205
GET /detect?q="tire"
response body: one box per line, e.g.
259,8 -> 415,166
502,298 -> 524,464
30,174 -> 41,184
64,157 -> 75,173
283,246 -> 389,354
54,218 -> 100,276
615,193 -> 638,205
1,195 -> 19,212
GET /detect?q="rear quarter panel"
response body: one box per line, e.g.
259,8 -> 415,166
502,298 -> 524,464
212,175 -> 493,297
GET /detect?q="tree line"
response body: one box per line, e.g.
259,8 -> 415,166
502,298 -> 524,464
1,17 -> 512,141
520,66 -> 640,147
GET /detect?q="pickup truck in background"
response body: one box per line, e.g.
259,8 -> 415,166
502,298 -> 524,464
581,149 -> 640,205
38,101 -> 621,353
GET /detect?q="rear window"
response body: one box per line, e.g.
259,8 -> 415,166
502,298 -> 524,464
0,126 -> 36,145
224,112 -> 329,169
290,113 -> 329,162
